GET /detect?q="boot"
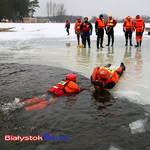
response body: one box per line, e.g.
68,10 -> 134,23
87,39 -> 91,48
130,40 -> 133,46
125,40 -> 128,46
135,42 -> 139,47
140,41 -> 142,47
97,40 -> 100,49
105,64 -> 111,67
120,62 -> 126,71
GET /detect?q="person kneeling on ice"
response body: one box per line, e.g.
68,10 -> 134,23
91,63 -> 126,89
14,74 -> 86,111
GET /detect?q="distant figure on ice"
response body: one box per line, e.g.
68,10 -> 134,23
80,16 -> 93,48
132,15 -> 145,47
91,63 -> 126,89
106,14 -> 117,46
75,17 -> 83,45
65,19 -> 70,35
123,16 -> 134,46
95,14 -> 105,49
14,74 -> 87,111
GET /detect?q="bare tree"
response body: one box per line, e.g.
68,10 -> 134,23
49,1 -> 52,17
52,2 -> 56,22
56,3 -> 66,22
46,2 -> 50,20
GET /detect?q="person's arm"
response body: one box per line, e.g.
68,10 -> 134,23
123,21 -> 126,31
80,23 -> 83,32
75,23 -> 77,32
69,23 -> 70,28
90,22 -> 93,33
113,19 -> 117,27
92,80 -> 115,89
132,22 -> 135,30
95,21 -> 98,31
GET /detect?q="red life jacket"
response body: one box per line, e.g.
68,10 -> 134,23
107,19 -> 114,27
82,22 -> 90,32
124,17 -> 133,30
66,22 -> 70,27
97,19 -> 105,29
134,19 -> 144,30
47,79 -> 70,96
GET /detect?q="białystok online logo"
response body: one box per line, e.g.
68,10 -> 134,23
5,133 -> 69,142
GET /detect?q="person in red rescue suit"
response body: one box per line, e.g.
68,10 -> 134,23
106,14 -> 117,46
65,19 -> 70,35
75,17 -> 83,45
80,16 -> 93,48
123,16 -> 134,46
95,14 -> 105,49
91,63 -> 126,89
132,15 -> 145,47
16,74 -> 87,111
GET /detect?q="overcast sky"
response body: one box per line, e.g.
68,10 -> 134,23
35,0 -> 150,19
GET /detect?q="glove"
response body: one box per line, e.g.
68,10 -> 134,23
123,30 -> 125,32
75,31 -> 77,34
105,64 -> 111,68
90,32 -> 92,35
92,81 -> 103,87
80,32 -> 83,35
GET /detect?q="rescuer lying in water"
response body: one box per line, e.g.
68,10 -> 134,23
91,63 -> 126,89
14,73 -> 87,111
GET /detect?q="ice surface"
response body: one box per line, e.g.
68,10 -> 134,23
129,118 -> 148,134
109,144 -> 121,150
0,22 -> 150,106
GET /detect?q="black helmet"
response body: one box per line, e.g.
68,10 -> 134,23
100,14 -> 103,18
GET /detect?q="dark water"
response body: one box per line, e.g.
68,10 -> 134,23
0,63 -> 150,150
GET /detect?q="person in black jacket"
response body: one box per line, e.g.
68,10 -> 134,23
95,14 -> 105,48
65,19 -> 70,35
80,16 -> 93,48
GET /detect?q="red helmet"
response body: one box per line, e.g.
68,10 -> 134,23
66,19 -> 69,21
136,15 -> 140,19
77,17 -> 81,20
98,68 -> 110,80
66,73 -> 76,81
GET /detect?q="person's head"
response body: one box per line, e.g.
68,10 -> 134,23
66,73 -> 77,83
136,15 -> 140,19
109,14 -> 112,19
99,14 -> 103,19
127,16 -> 131,21
66,19 -> 69,22
84,16 -> 88,22
98,68 -> 110,80
77,17 -> 81,22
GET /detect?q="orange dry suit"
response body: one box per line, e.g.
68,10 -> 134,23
75,21 -> 83,34
22,80 -> 80,111
133,18 -> 145,43
91,66 -> 124,89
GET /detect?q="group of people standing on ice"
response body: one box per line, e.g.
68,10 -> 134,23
65,14 -> 145,48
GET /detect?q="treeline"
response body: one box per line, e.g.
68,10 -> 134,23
90,14 -> 150,23
46,1 -> 67,22
0,0 -> 39,22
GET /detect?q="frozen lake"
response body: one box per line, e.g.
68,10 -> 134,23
0,23 -> 150,150
0,23 -> 150,105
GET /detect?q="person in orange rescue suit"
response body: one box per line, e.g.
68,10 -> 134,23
80,16 -> 93,48
95,14 -> 105,49
106,14 -> 117,46
17,74 -> 87,111
75,17 -> 83,45
132,15 -> 145,47
91,63 -> 126,89
65,19 -> 70,35
123,16 -> 134,46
